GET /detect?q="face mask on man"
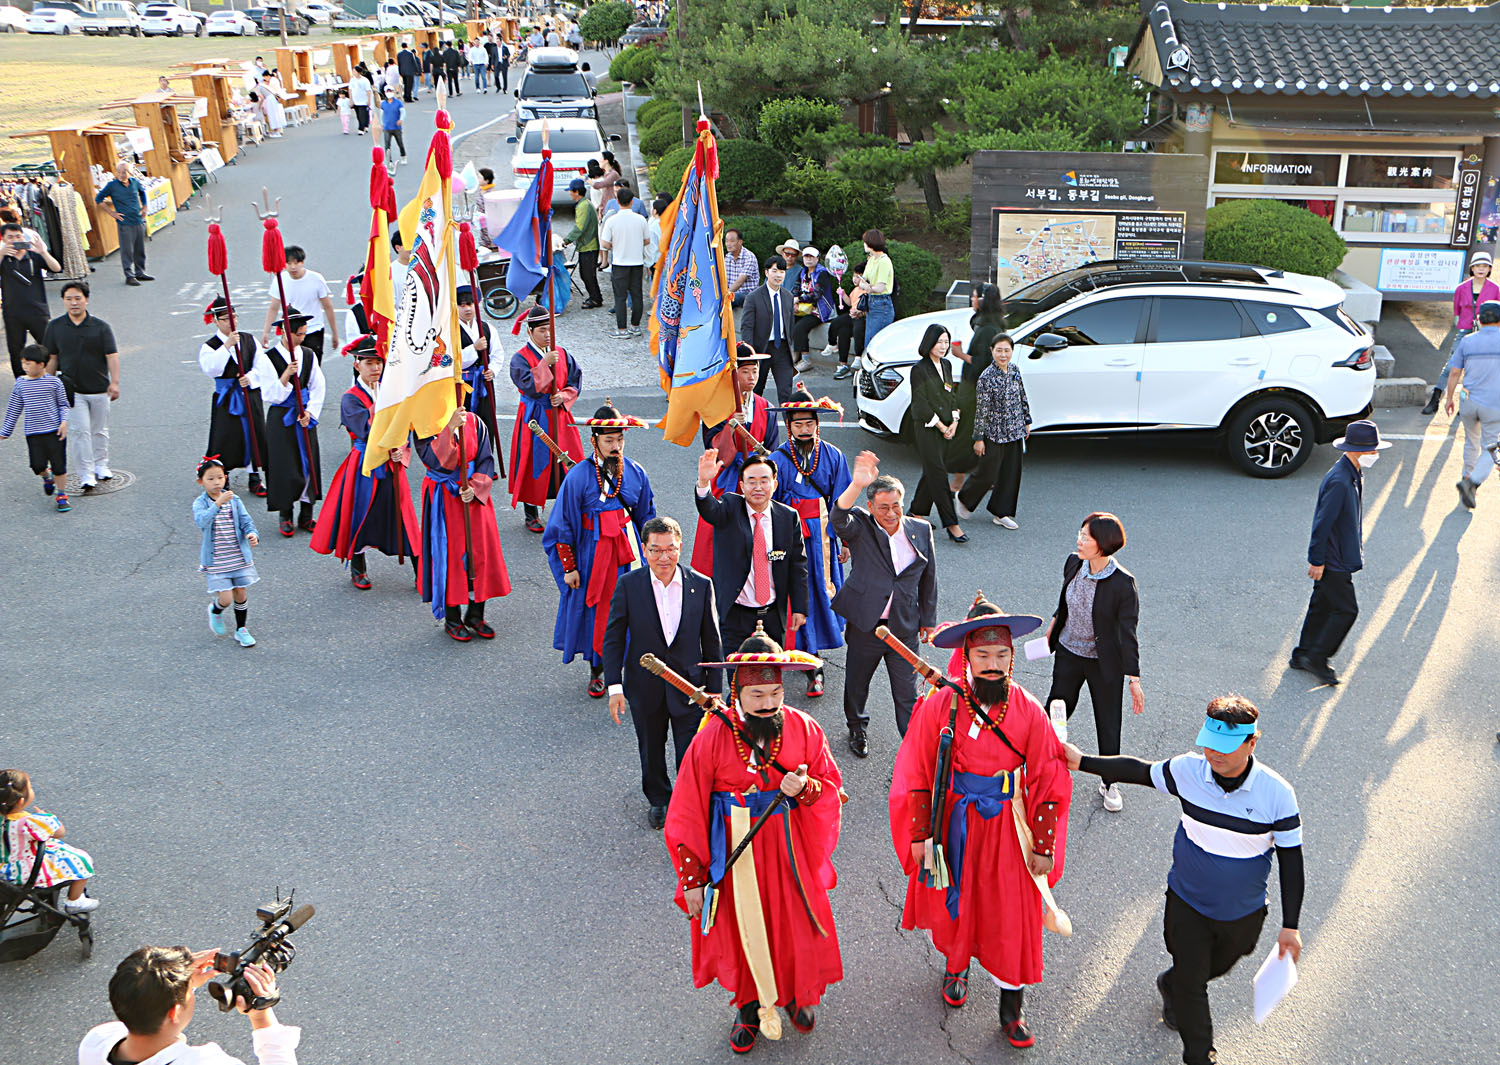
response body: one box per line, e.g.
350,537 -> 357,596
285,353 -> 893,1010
1357,453 -> 1380,469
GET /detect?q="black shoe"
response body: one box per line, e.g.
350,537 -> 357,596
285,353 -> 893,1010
587,669 -> 606,698
134,273 -> 154,281
730,1001 -> 759,1054
847,727 -> 868,758
788,1001 -> 816,1033
946,529 -> 969,544
248,473 -> 266,497
806,668 -> 824,698
648,804 -> 667,830
1421,387 -> 1442,416
1291,654 -> 1339,685
125,276 -> 141,286
942,966 -> 970,1007
999,988 -> 1034,1048
1157,970 -> 1177,1030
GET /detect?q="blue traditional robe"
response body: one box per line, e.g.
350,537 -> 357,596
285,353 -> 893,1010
542,455 -> 657,665
770,438 -> 852,653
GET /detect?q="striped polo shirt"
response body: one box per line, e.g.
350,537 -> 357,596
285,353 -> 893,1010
1150,753 -> 1302,922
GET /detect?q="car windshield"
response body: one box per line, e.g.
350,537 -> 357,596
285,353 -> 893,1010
520,73 -> 589,98
521,128 -> 599,154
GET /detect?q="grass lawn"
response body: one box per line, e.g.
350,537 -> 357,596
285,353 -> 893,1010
0,31 -> 313,169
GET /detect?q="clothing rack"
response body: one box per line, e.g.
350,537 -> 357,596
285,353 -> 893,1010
0,171 -> 89,280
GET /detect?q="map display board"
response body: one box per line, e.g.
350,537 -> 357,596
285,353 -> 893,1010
970,151 -> 1207,292
991,210 -> 1189,295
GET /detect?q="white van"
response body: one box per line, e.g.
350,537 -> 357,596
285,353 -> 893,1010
376,0 -> 422,30
78,0 -> 142,35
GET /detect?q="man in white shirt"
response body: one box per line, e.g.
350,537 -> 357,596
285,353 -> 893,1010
600,187 -> 650,339
831,449 -> 938,757
466,39 -> 490,93
602,516 -> 723,828
261,246 -> 339,363
79,946 -> 299,1065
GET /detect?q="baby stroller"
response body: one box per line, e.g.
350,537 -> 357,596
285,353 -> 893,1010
0,838 -> 93,962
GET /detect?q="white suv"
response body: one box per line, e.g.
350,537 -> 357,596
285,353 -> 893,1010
140,3 -> 203,35
853,261 -> 1376,478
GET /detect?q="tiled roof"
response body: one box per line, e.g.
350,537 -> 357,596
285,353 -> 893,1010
1140,0 -> 1500,98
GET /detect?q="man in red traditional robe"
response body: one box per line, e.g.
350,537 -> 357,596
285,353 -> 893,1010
888,594 -> 1073,1048
508,303 -> 582,532
663,625 -> 843,1054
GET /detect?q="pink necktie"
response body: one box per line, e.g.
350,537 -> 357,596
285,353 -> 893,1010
752,512 -> 771,605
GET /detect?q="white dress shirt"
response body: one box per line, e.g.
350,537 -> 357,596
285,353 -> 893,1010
880,521 -> 918,619
78,1021 -> 301,1065
736,502 -> 775,608
607,566 -> 685,698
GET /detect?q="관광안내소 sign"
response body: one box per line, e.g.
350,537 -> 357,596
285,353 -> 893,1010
970,152 -> 1208,296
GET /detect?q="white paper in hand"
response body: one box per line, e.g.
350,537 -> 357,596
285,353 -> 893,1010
1252,941 -> 1298,1024
1024,636 -> 1052,661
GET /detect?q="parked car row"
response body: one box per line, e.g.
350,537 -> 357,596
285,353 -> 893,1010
15,1 -> 330,36
853,260 -> 1377,479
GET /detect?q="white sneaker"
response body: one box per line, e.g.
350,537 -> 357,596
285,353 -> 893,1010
398,157 -> 408,165
61,894 -> 101,914
95,466 -> 113,480
822,345 -> 838,357
1100,781 -> 1123,812
955,500 -> 974,520
794,358 -> 814,372
994,516 -> 1019,530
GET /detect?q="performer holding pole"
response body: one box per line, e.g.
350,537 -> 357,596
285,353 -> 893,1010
309,335 -> 420,589
768,389 -> 850,697
886,594 -> 1073,1049
201,211 -> 268,498
509,304 -> 582,531
690,344 -> 779,577
662,624 -> 844,1055
543,402 -> 655,698
259,313 -> 324,537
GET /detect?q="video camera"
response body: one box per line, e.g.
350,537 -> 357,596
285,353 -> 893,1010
207,893 -> 314,1013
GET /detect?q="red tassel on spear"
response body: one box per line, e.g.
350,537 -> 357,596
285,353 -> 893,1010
253,189 -> 320,501
204,201 -> 263,475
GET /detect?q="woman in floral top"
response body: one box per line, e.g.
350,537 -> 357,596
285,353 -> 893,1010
958,333 -> 1031,529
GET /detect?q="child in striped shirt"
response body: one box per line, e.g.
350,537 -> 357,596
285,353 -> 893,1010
0,344 -> 70,511
192,456 -> 261,647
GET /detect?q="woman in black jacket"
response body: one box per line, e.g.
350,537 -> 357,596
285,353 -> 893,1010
908,323 -> 969,542
1045,511 -> 1145,812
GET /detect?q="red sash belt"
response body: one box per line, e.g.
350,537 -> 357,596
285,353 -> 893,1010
585,508 -> 636,653
791,497 -> 821,539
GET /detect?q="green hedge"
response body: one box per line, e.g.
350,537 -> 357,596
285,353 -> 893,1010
775,162 -> 895,245
1204,199 -> 1348,277
638,116 -> 685,162
720,215 -> 794,277
609,43 -> 660,88
755,97 -> 842,161
844,240 -> 944,319
635,96 -> 678,130
652,139 -> 787,207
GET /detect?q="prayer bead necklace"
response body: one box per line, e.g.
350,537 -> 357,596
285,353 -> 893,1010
593,457 -> 621,499
787,438 -> 820,476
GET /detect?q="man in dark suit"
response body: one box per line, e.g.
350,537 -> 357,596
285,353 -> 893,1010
442,41 -> 463,96
604,516 -> 722,829
738,260 -> 796,403
396,44 -> 419,102
694,449 -> 808,655
831,450 -> 938,757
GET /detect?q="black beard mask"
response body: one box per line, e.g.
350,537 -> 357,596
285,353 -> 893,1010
742,708 -> 784,747
596,452 -> 622,477
970,672 -> 1010,708
794,435 -> 816,455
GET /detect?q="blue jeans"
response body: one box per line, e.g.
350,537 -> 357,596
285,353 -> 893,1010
473,65 -> 487,90
864,293 -> 894,343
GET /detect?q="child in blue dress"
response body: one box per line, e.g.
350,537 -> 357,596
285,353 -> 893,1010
193,455 -> 260,647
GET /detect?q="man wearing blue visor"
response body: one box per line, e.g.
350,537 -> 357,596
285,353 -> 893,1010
1063,695 -> 1303,1065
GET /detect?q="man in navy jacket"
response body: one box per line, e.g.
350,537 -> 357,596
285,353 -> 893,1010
1290,419 -> 1390,686
603,516 -> 722,829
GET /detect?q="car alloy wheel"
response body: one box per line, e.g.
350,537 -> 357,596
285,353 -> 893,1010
1226,397 -> 1313,479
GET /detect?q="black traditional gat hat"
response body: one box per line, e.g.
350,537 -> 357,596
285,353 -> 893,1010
929,592 -> 1044,649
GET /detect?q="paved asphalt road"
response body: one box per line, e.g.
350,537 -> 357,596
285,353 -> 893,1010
2,57 -> 1497,1064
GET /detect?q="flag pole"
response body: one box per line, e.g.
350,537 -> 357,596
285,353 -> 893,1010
434,84 -> 476,595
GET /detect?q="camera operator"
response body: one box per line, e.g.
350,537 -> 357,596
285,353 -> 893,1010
79,947 -> 300,1065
